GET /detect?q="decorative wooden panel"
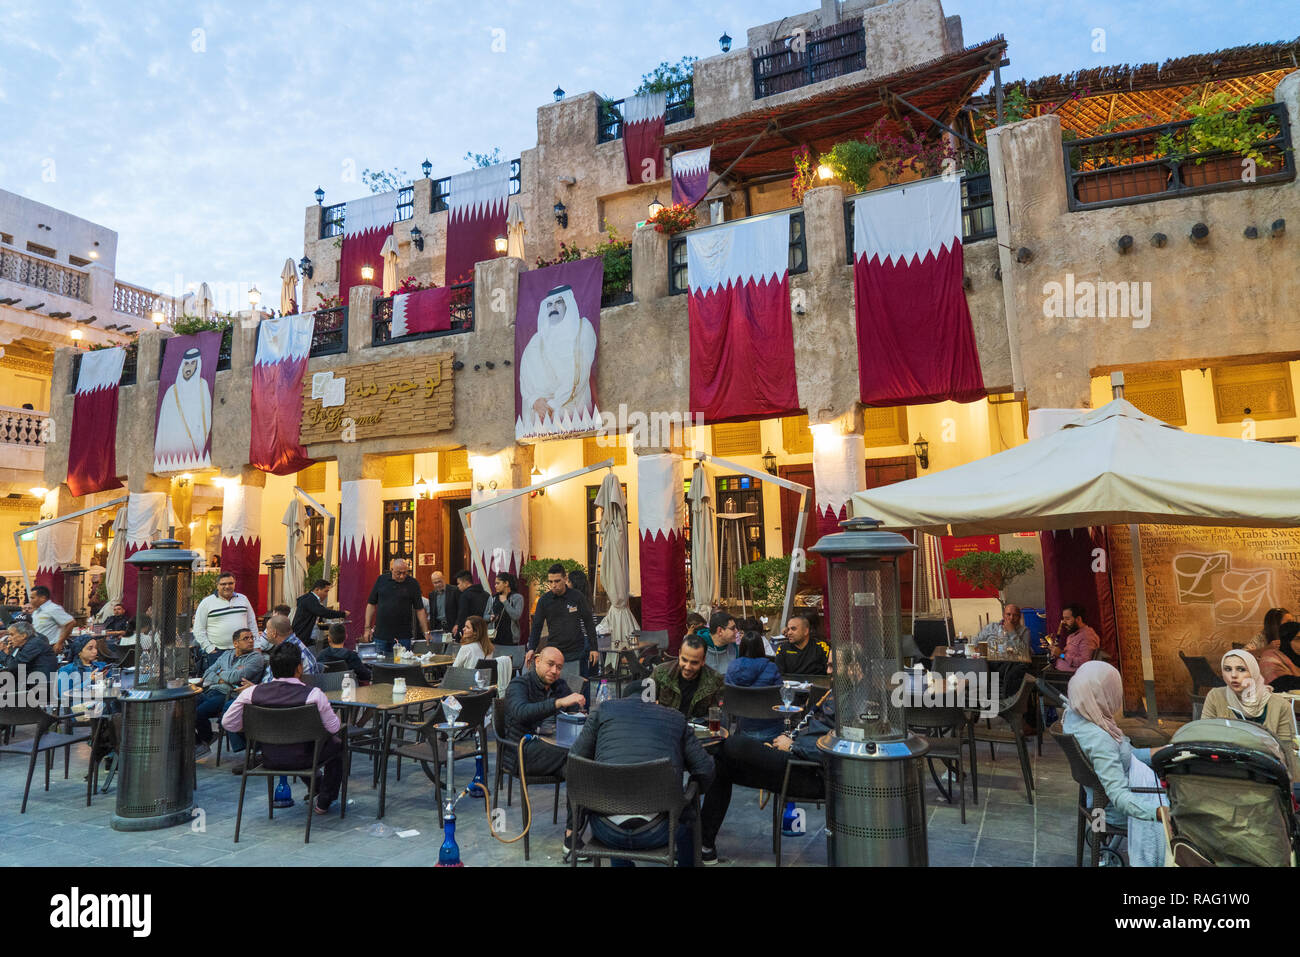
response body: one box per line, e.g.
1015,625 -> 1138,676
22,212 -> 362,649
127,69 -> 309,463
1122,370 -> 1186,425
299,352 -> 455,444
711,421 -> 762,457
584,435 -> 626,467
438,448 -> 472,484
781,415 -> 812,455
383,454 -> 414,489
1212,362 -> 1295,423
862,406 -> 909,448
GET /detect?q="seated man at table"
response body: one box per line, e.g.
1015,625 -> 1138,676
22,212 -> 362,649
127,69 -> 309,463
699,689 -> 834,864
703,610 -> 740,674
1047,603 -> 1100,674
649,635 -> 723,721
975,604 -> 1030,658
503,644 -> 586,857
0,621 -> 59,677
222,641 -> 344,814
260,613 -> 321,680
774,614 -> 831,676
317,622 -> 372,683
570,689 -> 714,867
194,627 -> 267,757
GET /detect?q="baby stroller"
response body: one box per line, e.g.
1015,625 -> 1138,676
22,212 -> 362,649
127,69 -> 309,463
1151,718 -> 1299,867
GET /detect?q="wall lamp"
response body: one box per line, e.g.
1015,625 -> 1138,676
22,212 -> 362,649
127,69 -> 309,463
410,225 -> 425,252
719,33 -> 732,53
298,256 -> 313,280
554,201 -> 568,229
422,158 -> 432,179
913,435 -> 930,470
314,186 -> 325,205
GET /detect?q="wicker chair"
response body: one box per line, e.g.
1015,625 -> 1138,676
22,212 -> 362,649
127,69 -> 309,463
377,690 -> 494,817
370,662 -> 431,688
972,674 -> 1036,803
0,705 -> 91,813
1179,651 -> 1226,696
492,697 -> 562,861
564,755 -> 700,867
905,706 -> 977,823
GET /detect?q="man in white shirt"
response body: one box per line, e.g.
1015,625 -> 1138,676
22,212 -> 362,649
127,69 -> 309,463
975,604 -> 1031,659
30,585 -> 75,655
194,572 -> 257,669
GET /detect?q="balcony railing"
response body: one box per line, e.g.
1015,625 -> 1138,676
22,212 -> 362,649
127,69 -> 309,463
431,160 -> 523,213
0,248 -> 90,302
1065,102 -> 1294,211
310,307 -> 348,356
752,19 -> 866,100
669,210 -> 807,296
597,80 -> 695,144
320,186 -> 416,240
0,406 -> 47,448
371,282 -> 474,346
843,173 -> 997,264
114,281 -> 177,321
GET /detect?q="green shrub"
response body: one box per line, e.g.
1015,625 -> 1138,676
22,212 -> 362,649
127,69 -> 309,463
823,139 -> 883,192
520,558 -> 586,592
943,549 -> 1034,603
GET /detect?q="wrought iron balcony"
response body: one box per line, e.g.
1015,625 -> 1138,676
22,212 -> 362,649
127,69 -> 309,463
751,20 -> 866,100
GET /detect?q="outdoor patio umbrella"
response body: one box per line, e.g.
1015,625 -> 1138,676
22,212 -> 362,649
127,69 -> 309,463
282,498 -> 307,609
687,461 -> 717,616
506,200 -> 526,259
380,234 -> 399,296
196,282 -> 214,318
594,471 -> 638,651
101,506 -> 128,616
851,398 -> 1300,715
280,259 -> 298,316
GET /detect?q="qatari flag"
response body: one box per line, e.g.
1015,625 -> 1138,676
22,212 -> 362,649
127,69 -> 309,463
853,176 -> 985,407
687,212 -> 801,424
671,146 -> 710,207
391,286 -> 452,337
445,162 -> 510,286
623,91 -> 666,185
250,313 -> 315,476
67,346 -> 125,497
339,191 -> 396,302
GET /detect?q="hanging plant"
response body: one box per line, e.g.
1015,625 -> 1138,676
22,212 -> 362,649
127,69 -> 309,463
822,139 -> 882,192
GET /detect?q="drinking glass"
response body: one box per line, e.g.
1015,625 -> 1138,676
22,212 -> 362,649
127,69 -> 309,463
474,671 -> 489,691
708,706 -> 722,734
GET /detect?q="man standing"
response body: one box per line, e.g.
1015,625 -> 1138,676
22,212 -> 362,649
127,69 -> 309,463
775,614 -> 831,676
193,628 -> 266,757
650,635 -> 723,721
975,604 -> 1031,658
29,585 -> 75,655
292,578 -> 347,647
571,692 -> 714,867
503,645 -> 586,857
1048,603 -> 1100,673
194,573 -> 258,670
704,610 -> 740,674
527,563 -> 598,682
363,559 -> 432,656
452,569 -> 488,632
428,571 -> 459,633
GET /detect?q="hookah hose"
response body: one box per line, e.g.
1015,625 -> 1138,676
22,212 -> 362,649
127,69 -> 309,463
458,733 -> 535,846
759,686 -> 833,811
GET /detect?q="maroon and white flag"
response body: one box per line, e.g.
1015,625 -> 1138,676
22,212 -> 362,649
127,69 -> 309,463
338,479 -> 381,646
220,482 -> 262,609
391,286 -> 452,337
445,162 -> 510,286
812,432 -> 866,541
35,491 -> 78,605
623,91 -> 666,185
339,191 -> 396,302
671,146 -> 710,207
122,491 -> 173,617
67,346 -> 125,497
853,176 -> 985,407
638,453 -> 687,653
250,313 -> 315,476
687,212 -> 801,424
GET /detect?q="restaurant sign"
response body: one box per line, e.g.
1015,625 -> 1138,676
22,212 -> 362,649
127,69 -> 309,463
299,352 -> 455,444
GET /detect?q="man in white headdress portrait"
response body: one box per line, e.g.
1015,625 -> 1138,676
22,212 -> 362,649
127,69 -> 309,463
518,284 -> 597,435
154,346 -> 213,470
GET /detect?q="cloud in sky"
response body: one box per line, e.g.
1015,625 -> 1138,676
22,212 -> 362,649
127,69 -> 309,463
0,0 -> 1292,310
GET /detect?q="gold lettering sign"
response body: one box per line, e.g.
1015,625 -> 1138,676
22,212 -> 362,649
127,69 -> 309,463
299,352 -> 455,444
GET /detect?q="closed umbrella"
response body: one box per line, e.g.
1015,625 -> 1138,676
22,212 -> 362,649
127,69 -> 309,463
381,234 -> 399,296
197,282 -> 214,318
594,471 -> 638,652
282,498 -> 307,611
100,507 -> 128,619
280,259 -> 298,316
687,462 -> 717,617
506,200 -> 526,259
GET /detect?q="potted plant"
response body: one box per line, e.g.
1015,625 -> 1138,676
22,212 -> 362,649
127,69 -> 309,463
1158,92 -> 1281,187
734,554 -> 818,623
1073,115 -> 1170,204
790,145 -> 820,202
822,138 -> 882,192
942,549 -> 1035,608
645,201 -> 696,234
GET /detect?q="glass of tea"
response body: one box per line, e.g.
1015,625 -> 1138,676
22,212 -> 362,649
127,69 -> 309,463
708,706 -> 722,735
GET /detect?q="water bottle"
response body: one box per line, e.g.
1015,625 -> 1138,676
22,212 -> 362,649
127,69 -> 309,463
594,679 -> 610,712
782,801 -> 801,837
341,672 -> 356,701
436,801 -> 463,867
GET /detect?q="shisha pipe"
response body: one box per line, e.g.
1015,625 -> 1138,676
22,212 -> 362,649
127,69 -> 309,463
759,686 -> 833,811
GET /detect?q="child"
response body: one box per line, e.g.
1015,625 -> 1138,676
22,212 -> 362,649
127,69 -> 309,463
317,622 -> 372,683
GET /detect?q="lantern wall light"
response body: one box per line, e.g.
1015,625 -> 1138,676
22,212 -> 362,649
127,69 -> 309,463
913,435 -> 930,470
719,32 -> 732,53
298,256 -> 313,280
553,200 -> 568,229
409,226 -> 425,252
314,186 -> 325,205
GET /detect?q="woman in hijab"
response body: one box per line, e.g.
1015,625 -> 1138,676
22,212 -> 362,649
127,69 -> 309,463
1203,649 -> 1300,780
1061,661 -> 1158,828
1258,620 -> 1300,690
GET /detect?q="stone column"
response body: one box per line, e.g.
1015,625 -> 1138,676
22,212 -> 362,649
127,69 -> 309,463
35,486 -> 79,606
337,452 -> 383,646
636,450 -> 687,653
219,468 -> 265,611
121,477 -> 172,617
811,426 -> 866,540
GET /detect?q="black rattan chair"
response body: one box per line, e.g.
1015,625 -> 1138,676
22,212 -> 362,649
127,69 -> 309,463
321,659 -> 350,674
440,666 -> 491,691
377,690 -> 494,816
302,671 -> 353,692
1179,651 -> 1226,696
906,706 -> 976,823
233,704 -> 347,844
0,706 -> 91,813
492,697 -> 562,861
565,755 -> 700,867
370,662 -> 430,688
720,682 -> 783,734
972,674 -> 1036,803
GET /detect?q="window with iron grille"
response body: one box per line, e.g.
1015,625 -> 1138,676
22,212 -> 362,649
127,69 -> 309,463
382,499 -> 415,566
321,203 -> 345,239
668,210 -> 807,296
396,186 -> 414,222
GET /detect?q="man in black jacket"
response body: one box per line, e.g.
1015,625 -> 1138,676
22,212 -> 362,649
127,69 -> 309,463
526,563 -> 598,680
428,571 -> 459,633
503,645 -> 586,854
571,694 -> 713,866
292,579 -> 347,647
453,569 -> 488,632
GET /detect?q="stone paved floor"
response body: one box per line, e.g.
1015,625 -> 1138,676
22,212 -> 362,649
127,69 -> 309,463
0,728 -> 1079,867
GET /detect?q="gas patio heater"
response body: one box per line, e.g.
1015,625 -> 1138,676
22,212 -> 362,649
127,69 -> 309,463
112,539 -> 199,831
810,515 -> 928,866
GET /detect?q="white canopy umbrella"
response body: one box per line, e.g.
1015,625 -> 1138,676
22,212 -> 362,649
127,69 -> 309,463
687,462 -> 717,616
594,472 -> 638,651
99,506 -> 129,620
506,200 -> 526,259
380,234 -> 399,296
282,498 -> 307,610
852,398 -> 1300,715
196,282 -> 214,318
280,259 -> 298,316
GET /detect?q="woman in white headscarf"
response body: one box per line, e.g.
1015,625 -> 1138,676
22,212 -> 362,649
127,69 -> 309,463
1203,649 -> 1299,780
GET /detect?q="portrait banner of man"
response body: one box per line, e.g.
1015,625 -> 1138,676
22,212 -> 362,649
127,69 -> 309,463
514,256 -> 603,441
153,331 -> 220,473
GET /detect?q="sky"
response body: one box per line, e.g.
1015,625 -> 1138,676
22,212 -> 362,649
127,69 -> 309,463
1,0 -> 1295,313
